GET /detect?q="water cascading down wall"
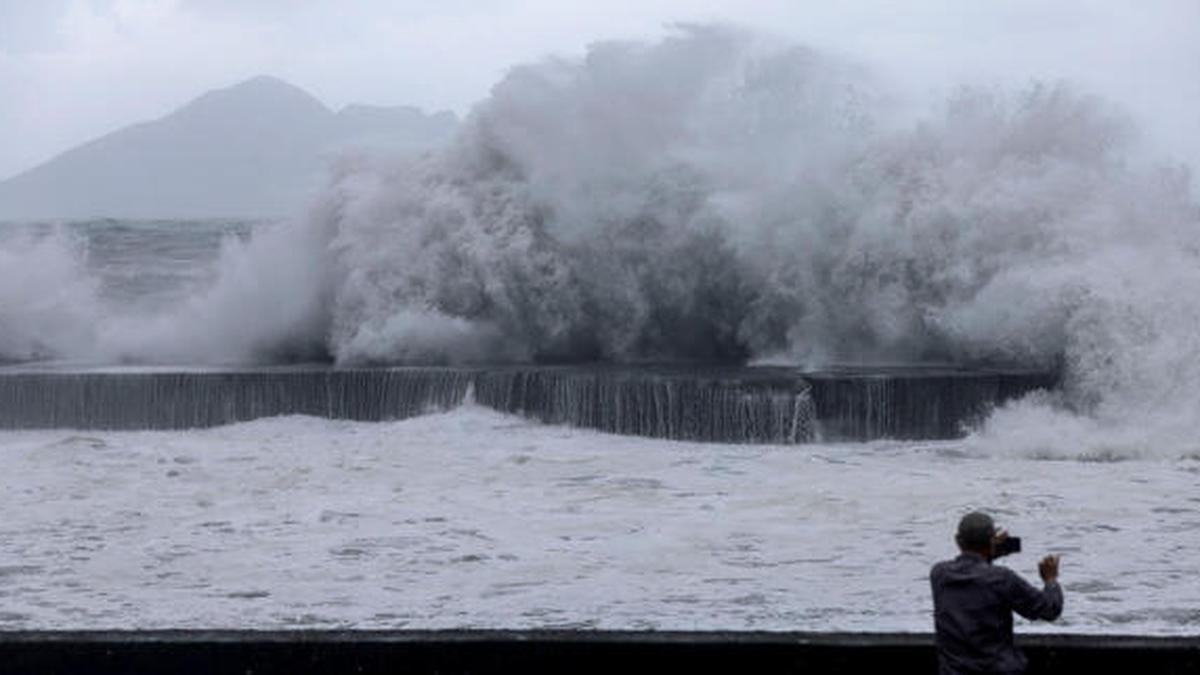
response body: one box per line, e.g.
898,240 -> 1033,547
0,366 -> 1057,442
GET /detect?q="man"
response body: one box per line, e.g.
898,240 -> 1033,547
930,511 -> 1063,674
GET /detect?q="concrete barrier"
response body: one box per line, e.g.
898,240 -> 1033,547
0,631 -> 1196,674
0,365 -> 1057,442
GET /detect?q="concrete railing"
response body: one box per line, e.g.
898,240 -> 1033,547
0,631 -> 1195,674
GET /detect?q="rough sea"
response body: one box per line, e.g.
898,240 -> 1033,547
3,28 -> 1200,634
0,219 -> 1197,635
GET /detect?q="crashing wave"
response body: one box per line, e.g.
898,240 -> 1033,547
2,25 -> 1199,455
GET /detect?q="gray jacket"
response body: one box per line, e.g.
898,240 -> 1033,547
930,552 -> 1063,674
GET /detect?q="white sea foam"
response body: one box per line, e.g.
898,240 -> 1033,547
96,219 -> 330,364
0,407 -> 1195,632
0,227 -> 99,362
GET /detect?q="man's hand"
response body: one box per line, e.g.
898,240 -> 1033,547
989,529 -> 1010,561
1038,555 -> 1060,583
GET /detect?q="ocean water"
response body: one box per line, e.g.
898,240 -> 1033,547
0,407 -> 1195,633
0,205 -> 1196,636
2,26 -> 1200,634
0,218 -> 255,312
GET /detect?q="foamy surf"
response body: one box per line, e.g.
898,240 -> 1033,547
0,407 -> 1195,632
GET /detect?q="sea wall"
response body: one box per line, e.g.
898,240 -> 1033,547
473,368 -> 812,443
806,369 -> 1061,440
0,369 -> 473,429
0,366 -> 1055,442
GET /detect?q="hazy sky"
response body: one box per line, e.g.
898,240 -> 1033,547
1,0 -> 1197,179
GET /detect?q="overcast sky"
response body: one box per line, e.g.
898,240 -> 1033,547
1,0 -> 1197,180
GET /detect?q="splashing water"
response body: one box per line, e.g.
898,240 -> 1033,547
2,25 -> 1199,456
0,227 -> 98,362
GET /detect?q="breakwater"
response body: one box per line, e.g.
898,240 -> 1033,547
0,365 -> 1055,442
806,367 -> 1059,440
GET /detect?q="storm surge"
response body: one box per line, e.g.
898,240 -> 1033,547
2,26 -> 1199,453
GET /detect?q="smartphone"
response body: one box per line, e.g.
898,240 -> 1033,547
995,536 -> 1022,557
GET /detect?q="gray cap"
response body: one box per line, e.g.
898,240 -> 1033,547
956,511 -> 996,549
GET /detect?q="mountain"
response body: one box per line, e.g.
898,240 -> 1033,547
0,76 -> 458,219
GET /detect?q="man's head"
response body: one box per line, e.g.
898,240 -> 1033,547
956,511 -> 996,556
